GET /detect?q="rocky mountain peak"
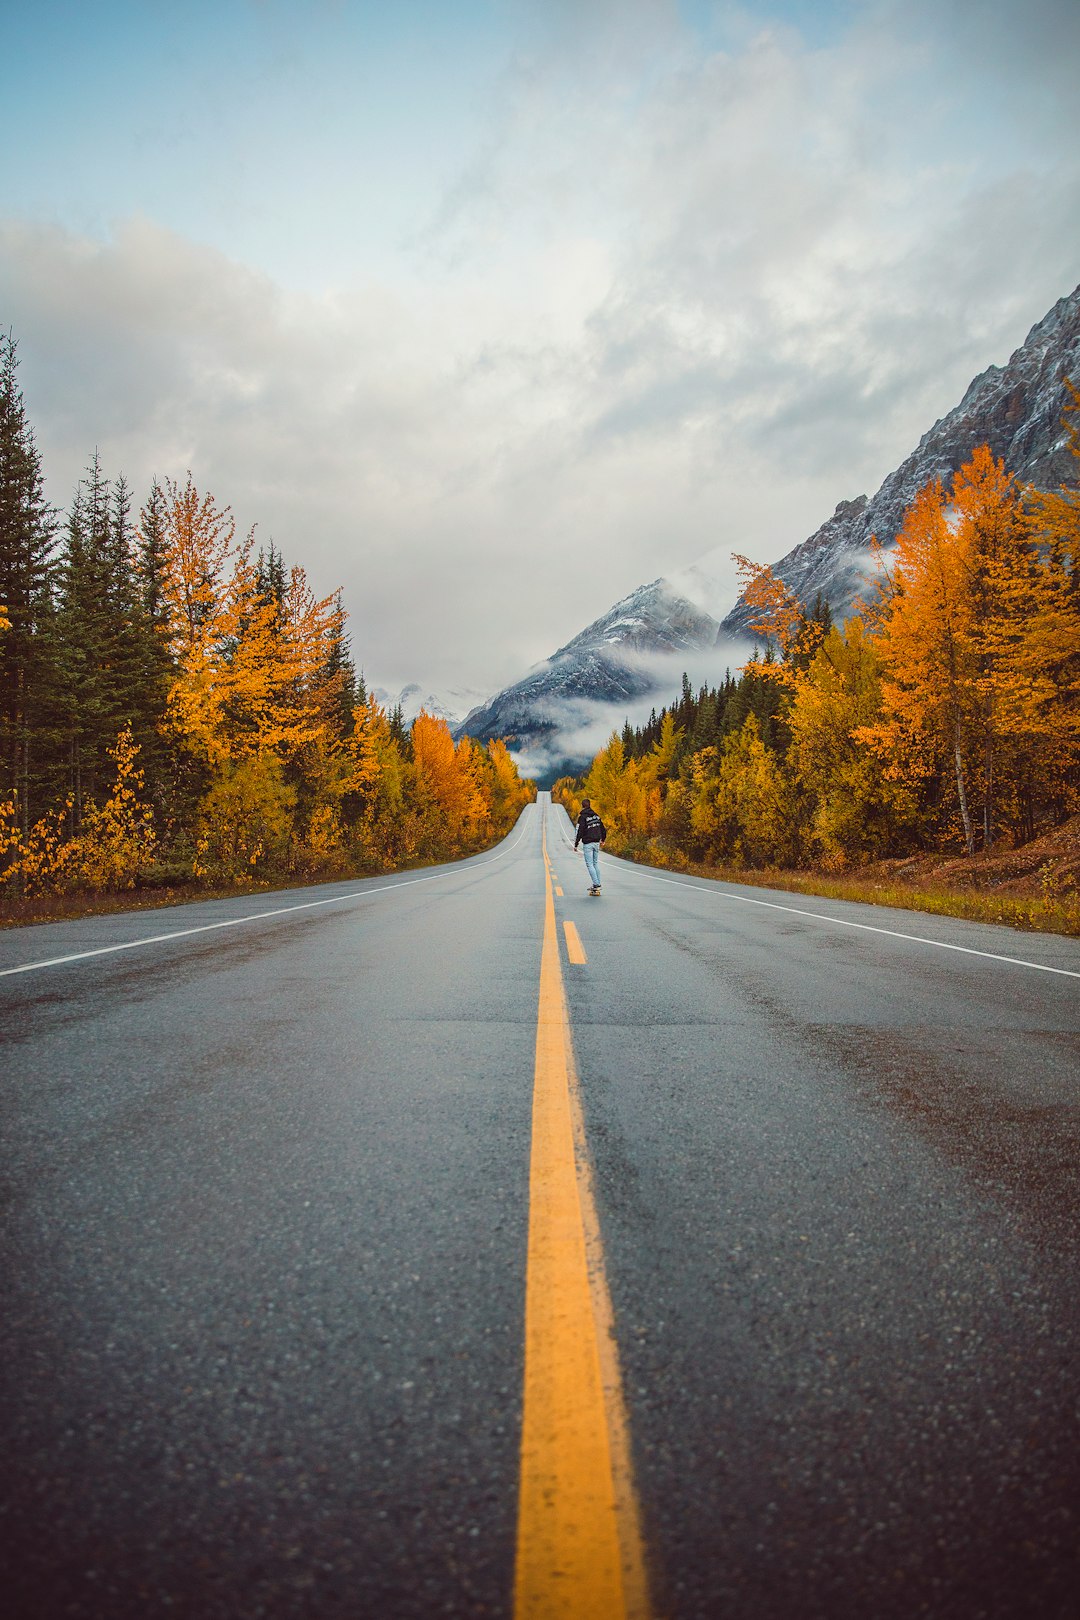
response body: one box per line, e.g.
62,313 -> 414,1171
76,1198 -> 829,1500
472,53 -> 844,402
455,283 -> 1080,782
721,282 -> 1080,634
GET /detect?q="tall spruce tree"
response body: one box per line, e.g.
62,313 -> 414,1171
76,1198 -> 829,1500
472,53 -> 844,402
0,331 -> 59,830
56,453 -> 163,816
57,468 -> 110,814
132,479 -> 175,806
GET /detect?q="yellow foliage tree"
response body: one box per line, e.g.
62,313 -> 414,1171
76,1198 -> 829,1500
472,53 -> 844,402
160,475 -> 236,765
70,727 -> 158,890
1,727 -> 157,894
410,713 -> 488,853
687,715 -> 793,866
787,619 -> 919,863
194,754 -> 296,882
859,444 -> 1080,851
345,696 -> 415,867
483,737 -> 533,832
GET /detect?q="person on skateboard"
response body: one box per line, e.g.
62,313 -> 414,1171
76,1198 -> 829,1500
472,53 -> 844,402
574,798 -> 607,895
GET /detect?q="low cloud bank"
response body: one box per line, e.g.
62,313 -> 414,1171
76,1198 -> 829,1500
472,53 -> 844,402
506,636 -> 754,781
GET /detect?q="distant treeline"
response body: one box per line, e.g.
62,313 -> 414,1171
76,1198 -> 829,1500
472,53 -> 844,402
556,401 -> 1080,873
0,332 -> 533,900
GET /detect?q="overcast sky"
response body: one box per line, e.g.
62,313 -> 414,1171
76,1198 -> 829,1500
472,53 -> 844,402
2,0 -> 1079,701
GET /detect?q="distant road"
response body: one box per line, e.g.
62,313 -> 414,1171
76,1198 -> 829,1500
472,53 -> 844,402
2,795 -> 1078,1619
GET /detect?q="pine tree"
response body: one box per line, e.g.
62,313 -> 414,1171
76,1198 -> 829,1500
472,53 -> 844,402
137,479 -> 170,631
55,453 -> 154,817
131,479 -> 175,805
0,331 -> 59,830
56,459 -> 113,815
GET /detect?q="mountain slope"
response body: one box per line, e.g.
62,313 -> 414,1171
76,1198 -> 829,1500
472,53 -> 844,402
719,284 -> 1080,634
371,682 -> 489,729
460,283 -> 1080,778
457,580 -> 730,773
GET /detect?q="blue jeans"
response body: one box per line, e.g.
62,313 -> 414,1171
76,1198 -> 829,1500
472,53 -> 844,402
582,842 -> 601,888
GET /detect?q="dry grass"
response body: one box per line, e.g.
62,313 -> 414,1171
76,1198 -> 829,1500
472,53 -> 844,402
680,862 -> 1080,936
6,820 -> 1080,938
632,814 -> 1080,938
0,869 -> 366,931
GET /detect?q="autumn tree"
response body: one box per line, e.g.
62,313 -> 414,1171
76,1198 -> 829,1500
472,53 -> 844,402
483,736 -> 533,832
1008,382 -> 1080,833
858,469 -> 981,851
787,618 -> 919,863
345,694 -> 414,866
410,712 -> 488,853
860,445 -> 1079,852
159,473 -> 235,777
732,554 -> 826,672
687,715 -> 793,867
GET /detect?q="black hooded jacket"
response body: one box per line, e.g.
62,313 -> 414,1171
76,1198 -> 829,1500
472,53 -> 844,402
574,807 -> 607,847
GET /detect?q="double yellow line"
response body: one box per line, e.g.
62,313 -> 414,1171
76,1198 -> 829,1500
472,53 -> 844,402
514,820 -> 651,1620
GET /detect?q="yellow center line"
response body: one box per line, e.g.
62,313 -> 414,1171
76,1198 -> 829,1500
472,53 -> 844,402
562,921 -> 587,965
514,819 -> 651,1620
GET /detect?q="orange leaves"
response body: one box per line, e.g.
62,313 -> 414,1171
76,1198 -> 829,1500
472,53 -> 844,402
161,482 -> 348,778
344,703 -> 533,871
858,442 -> 1080,849
161,474 -> 235,659
732,554 -> 822,674
411,712 -> 485,846
0,727 -> 157,894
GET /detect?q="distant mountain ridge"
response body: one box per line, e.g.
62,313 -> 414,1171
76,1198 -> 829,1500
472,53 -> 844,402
721,284 -> 1080,634
371,682 -> 489,730
459,283 -> 1080,778
458,579 -> 725,764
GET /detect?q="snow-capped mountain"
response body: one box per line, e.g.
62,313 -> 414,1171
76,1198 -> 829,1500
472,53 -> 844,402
370,682 -> 489,730
466,282 -> 1080,781
457,580 -> 744,779
720,284 -> 1080,634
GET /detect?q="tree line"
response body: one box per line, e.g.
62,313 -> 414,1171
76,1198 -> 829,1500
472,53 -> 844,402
0,332 -> 533,899
556,405 -> 1080,873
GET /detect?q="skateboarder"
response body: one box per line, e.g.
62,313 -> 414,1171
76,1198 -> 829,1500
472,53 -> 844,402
574,797 -> 607,895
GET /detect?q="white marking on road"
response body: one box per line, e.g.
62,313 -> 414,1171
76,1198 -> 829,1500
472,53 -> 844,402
0,813 -> 536,978
624,867 -> 1080,979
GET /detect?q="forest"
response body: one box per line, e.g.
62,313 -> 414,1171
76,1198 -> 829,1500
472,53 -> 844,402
556,396 -> 1080,891
0,333 -> 533,908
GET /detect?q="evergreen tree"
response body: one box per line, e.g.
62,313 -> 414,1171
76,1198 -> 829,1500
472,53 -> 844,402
137,479 -> 170,631
0,331 -> 59,830
317,593 -> 358,741
56,458 -> 115,815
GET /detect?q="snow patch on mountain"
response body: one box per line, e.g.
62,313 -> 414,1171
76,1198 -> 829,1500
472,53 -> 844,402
718,283 -> 1080,634
457,576 -> 751,780
458,282 -> 1080,782
370,682 -> 490,729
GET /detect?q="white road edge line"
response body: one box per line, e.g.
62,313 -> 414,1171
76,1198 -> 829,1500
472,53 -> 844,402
624,866 -> 1080,979
549,810 -> 1078,980
0,812 -> 537,978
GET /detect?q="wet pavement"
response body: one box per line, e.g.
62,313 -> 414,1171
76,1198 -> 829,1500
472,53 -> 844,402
2,799 -> 1078,1618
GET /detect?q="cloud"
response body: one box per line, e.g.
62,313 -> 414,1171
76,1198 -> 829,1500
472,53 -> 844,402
2,0 -> 1078,706
500,634 -> 756,780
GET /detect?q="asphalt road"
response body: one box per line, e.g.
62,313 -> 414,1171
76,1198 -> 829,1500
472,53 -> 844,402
2,794 -> 1078,1619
